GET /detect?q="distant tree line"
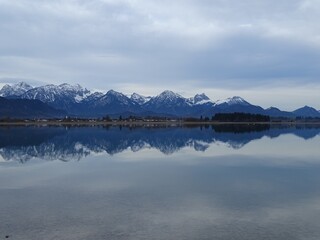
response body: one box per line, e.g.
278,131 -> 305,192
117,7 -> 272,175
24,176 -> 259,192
212,112 -> 270,122
213,124 -> 270,133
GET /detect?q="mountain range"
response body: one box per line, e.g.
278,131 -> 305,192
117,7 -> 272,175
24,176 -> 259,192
0,82 -> 320,118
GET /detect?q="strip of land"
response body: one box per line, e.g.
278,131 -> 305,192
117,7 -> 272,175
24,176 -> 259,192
1,120 -> 320,126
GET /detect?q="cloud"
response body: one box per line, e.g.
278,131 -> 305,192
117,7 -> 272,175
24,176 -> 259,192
0,0 -> 320,109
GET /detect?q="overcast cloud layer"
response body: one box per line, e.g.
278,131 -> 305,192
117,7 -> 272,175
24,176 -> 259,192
1,0 -> 320,110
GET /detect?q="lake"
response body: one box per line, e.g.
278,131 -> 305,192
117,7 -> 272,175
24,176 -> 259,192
1,124 -> 320,240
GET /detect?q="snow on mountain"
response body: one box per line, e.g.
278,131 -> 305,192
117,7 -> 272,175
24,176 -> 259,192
18,83 -> 92,113
81,90 -> 141,116
130,93 -> 151,105
91,90 -> 142,115
0,82 -> 33,97
59,83 -> 91,103
95,90 -> 132,106
189,93 -> 214,105
3,81 -> 320,118
81,91 -> 104,104
59,83 -> 83,92
214,96 -> 250,106
143,90 -> 194,115
145,90 -> 189,107
154,90 -> 184,102
21,83 -> 91,104
212,96 -> 265,115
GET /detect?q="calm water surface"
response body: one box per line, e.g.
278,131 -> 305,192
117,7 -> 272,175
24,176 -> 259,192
1,125 -> 320,240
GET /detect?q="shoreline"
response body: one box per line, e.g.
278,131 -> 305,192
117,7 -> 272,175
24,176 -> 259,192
1,120 -> 320,126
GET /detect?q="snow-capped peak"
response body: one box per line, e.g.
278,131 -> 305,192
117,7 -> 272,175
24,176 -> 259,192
95,89 -> 133,106
20,83 -> 91,104
104,89 -> 131,101
0,81 -> 33,97
157,90 -> 183,101
59,83 -> 90,95
14,82 -> 33,91
190,93 -> 213,105
62,84 -> 91,102
194,93 -> 210,101
81,91 -> 104,103
0,85 -> 12,97
59,83 -> 83,91
106,89 -> 123,96
131,93 -> 151,105
214,96 -> 250,106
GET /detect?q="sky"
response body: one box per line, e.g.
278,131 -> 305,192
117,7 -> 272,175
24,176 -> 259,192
0,0 -> 320,110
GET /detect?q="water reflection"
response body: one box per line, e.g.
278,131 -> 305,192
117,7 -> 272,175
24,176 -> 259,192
1,125 -> 320,240
0,124 -> 319,162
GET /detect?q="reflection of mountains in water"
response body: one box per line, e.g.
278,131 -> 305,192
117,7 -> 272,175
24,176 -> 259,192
0,124 -> 320,162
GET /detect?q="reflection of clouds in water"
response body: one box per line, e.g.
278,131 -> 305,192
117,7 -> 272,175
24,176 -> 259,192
0,153 -> 6,162
2,127 -> 320,239
1,146 -> 320,240
197,135 -> 320,166
2,161 -> 320,240
135,197 -> 317,240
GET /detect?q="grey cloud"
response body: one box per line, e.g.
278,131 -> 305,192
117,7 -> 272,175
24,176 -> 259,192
0,0 -> 320,108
